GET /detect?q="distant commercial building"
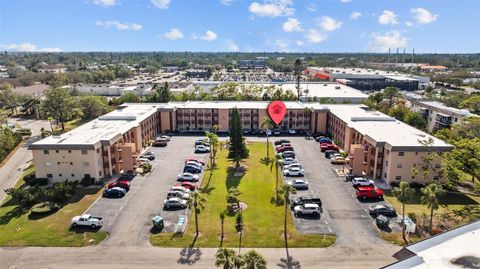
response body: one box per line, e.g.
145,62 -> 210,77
419,65 -> 448,72
185,69 -> 209,79
382,220 -> 480,269
238,60 -> 267,70
410,101 -> 477,132
306,67 -> 429,91
38,66 -> 67,73
29,102 -> 451,185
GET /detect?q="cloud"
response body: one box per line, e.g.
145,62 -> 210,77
226,39 -> 239,51
296,40 -> 304,46
151,0 -> 170,9
96,20 -> 142,31
193,30 -> 218,41
307,4 -> 316,12
319,16 -> 342,31
283,18 -> 302,32
406,21 -> 413,27
368,30 -> 407,52
305,29 -> 327,43
93,0 -> 116,7
248,0 -> 294,17
411,8 -> 438,24
339,0 -> 351,3
1,43 -> 61,52
164,28 -> 184,40
350,12 -> 362,20
378,10 -> 398,25
220,0 -> 235,5
274,39 -> 290,51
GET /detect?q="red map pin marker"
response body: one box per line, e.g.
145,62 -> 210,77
267,101 -> 287,126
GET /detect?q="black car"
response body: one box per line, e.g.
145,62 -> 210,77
118,174 -> 135,181
368,204 -> 397,218
290,195 -> 322,210
184,165 -> 202,174
275,139 -> 290,146
102,187 -> 126,198
281,151 -> 295,159
324,149 -> 339,158
140,155 -> 155,161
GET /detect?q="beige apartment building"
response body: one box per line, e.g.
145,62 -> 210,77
30,101 -> 452,185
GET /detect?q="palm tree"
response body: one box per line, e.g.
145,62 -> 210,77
270,155 -> 283,203
421,183 -> 445,233
392,181 -> 415,245
206,131 -> 219,167
280,184 -> 296,257
233,253 -> 245,269
260,116 -> 274,160
47,116 -> 55,135
188,191 -> 207,237
339,151 -> 349,173
219,210 -> 226,246
243,250 -> 267,269
215,248 -> 238,269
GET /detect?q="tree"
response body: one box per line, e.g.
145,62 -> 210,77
0,83 -> 19,113
421,183 -> 445,233
392,182 -> 415,245
260,116 -> 274,160
41,88 -> 78,130
388,105 -> 410,121
78,95 -> 111,120
219,210 -> 226,246
270,155 -> 282,203
47,116 -> 55,134
451,138 -> 480,182
293,59 -> 303,101
279,184 -> 296,252
112,92 -> 141,105
228,107 -> 249,167
187,190 -> 207,237
404,112 -> 427,130
215,248 -> 239,269
243,250 -> 267,269
383,87 -> 399,107
459,95 -> 480,114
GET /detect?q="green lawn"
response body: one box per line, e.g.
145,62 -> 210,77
0,187 -> 108,247
150,142 -> 336,248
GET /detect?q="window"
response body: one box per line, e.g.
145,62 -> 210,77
433,176 -> 440,180
70,162 -> 73,165
99,171 -> 102,176
385,161 -> 389,167
45,161 -> 52,167
412,176 -> 415,179
57,162 -> 60,165
415,152 -> 418,155
96,148 -> 100,153
395,176 -> 402,180
397,164 -> 403,169
71,173 -> 75,177
435,164 -> 441,169
43,150 -> 49,155
47,174 -> 53,178
59,173 -> 62,177
84,174 -> 91,178
413,164 -> 417,167
386,149 -> 390,155
55,150 -> 59,153
82,162 -> 90,167
384,173 -> 387,178
81,150 -> 88,155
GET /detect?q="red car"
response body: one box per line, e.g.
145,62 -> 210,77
320,143 -> 339,152
276,146 -> 294,153
176,182 -> 196,191
185,158 -> 205,166
108,180 -> 130,192
356,186 -> 384,200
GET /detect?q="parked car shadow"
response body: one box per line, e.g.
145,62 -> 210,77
294,213 -> 321,220
68,225 -> 101,233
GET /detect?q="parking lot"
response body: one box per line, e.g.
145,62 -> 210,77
85,136 -> 206,246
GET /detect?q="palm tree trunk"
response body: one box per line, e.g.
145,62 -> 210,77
429,206 -> 434,233
266,135 -> 269,160
401,203 -> 407,245
221,219 -> 224,246
195,205 -> 199,236
275,165 -> 279,202
61,120 -> 65,131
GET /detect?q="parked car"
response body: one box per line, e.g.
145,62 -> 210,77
275,143 -> 292,149
293,204 -> 321,217
281,157 -> 298,165
284,163 -> 302,170
290,195 -> 322,209
167,190 -> 190,200
137,157 -> 151,163
185,158 -> 205,165
266,130 -> 272,136
288,129 -> 296,135
331,156 -> 348,164
280,151 -> 295,159
277,146 -> 294,153
356,186 -> 384,200
177,172 -> 200,181
318,138 -> 332,144
195,139 -> 209,146
171,185 -> 191,193
352,177 -> 375,188
283,167 -> 305,177
185,161 -> 203,169
287,179 -> 309,190
320,143 -> 339,152
369,204 -> 396,218
103,187 -> 126,198
273,129 -> 280,136
195,145 -> 210,153
163,197 -> 187,209
159,135 -> 171,141
324,149 -> 339,158
152,139 -> 168,147
184,165 -> 202,174
71,214 -> 103,228
274,139 -> 290,146
118,174 -> 135,181
176,182 -> 196,191
143,151 -> 156,157
140,154 -> 155,161
345,173 -> 358,181
107,180 -> 130,192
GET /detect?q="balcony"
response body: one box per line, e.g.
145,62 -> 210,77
435,114 -> 452,125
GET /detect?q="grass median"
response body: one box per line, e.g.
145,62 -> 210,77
150,142 -> 336,248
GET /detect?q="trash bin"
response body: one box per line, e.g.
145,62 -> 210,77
152,215 -> 164,231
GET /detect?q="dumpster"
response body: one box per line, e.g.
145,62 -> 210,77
152,215 -> 164,231
376,215 -> 390,229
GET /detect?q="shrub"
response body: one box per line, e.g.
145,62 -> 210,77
29,178 -> 49,186
23,171 -> 36,185
80,175 -> 95,187
140,163 -> 152,174
30,201 -> 61,214
407,213 -> 417,223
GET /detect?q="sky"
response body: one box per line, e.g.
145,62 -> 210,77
0,0 -> 479,53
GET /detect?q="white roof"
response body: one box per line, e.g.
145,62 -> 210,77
419,101 -> 476,117
168,100 -> 307,110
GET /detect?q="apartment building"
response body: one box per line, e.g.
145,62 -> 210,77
410,101 -> 477,132
29,101 -> 452,185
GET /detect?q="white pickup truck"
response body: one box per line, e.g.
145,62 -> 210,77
71,214 -> 103,228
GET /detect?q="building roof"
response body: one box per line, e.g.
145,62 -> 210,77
418,101 -> 477,117
383,220 -> 480,269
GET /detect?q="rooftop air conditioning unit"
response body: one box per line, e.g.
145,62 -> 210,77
335,86 -> 341,90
